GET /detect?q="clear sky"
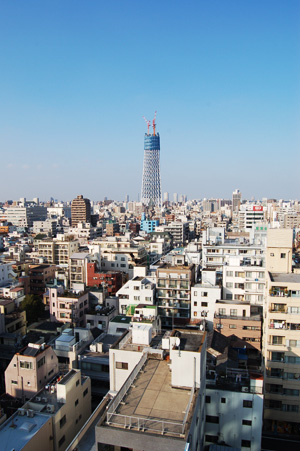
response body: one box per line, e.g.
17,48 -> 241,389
1,1 -> 299,202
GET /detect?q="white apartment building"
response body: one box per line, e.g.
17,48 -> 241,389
191,270 -> 221,330
223,256 -> 266,306
96,327 -> 207,451
0,259 -> 17,287
116,274 -> 156,315
202,241 -> 264,271
238,205 -> 266,231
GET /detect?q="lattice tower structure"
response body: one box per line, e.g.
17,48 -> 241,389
141,133 -> 162,207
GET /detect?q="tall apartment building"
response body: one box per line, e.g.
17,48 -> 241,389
232,188 -> 242,212
37,236 -> 79,265
263,229 -> 300,435
71,194 -> 91,227
156,263 -> 195,327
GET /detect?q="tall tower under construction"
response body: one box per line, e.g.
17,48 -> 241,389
141,112 -> 162,207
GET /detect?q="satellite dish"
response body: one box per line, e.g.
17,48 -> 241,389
175,337 -> 180,347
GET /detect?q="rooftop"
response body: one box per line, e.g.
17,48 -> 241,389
171,330 -> 206,352
0,410 -> 50,450
270,272 -> 300,284
104,358 -> 195,437
110,315 -> 132,324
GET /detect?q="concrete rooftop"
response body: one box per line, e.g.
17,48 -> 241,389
107,359 -> 192,436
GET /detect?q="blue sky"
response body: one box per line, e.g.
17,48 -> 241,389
1,1 -> 299,202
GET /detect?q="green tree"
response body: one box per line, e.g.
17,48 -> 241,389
21,295 -> 45,324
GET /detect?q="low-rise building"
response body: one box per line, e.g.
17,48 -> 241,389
5,342 -> 59,399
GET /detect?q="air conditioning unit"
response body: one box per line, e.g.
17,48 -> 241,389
47,404 -> 55,413
42,397 -> 48,403
27,409 -> 34,418
35,397 -> 41,402
18,408 -> 26,416
241,387 -> 249,393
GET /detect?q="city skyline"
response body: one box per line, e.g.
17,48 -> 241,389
0,1 -> 299,201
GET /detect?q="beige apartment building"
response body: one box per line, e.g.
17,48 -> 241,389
214,300 -> 262,350
156,262 -> 195,328
5,342 -> 59,399
0,368 -> 91,451
37,236 -> 79,265
49,287 -> 89,327
263,229 -> 300,435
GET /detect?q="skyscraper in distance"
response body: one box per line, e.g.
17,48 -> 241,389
232,189 -> 241,212
71,195 -> 91,227
141,112 -> 162,207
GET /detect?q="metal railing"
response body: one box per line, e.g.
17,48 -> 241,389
107,352 -> 147,419
106,413 -> 185,436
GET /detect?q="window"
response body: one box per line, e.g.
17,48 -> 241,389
134,286 -> 140,290
281,253 -> 286,259
11,380 -> 18,385
226,282 -> 233,288
241,440 -> 251,448
229,324 -> 237,329
206,415 -> 219,424
194,302 -> 197,307
83,388 -> 89,397
194,312 -> 197,317
205,435 -> 218,443
221,398 -> 226,403
205,396 -> 211,403
134,296 -> 140,301
194,291 -> 197,297
227,271 -> 233,277
37,357 -> 45,368
242,419 -> 252,426
121,264 -> 126,268
75,399 -> 79,406
201,302 -> 208,307
20,361 -> 32,370
76,379 -> 79,386
243,400 -> 252,408
282,404 -> 299,412
270,253 -> 274,257
218,308 -> 226,316
202,292 -> 208,297
116,362 -> 128,370
272,336 -> 283,345
60,415 -> 66,428
58,436 -> 65,448
230,309 -> 237,317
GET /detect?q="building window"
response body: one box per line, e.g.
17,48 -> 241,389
116,362 -> 128,370
59,415 -> 66,428
202,292 -> 208,297
241,440 -> 251,448
194,312 -> 197,317
75,399 -> 79,406
205,396 -> 211,403
206,415 -> 219,424
37,357 -> 45,368
243,400 -> 253,408
272,336 -> 283,345
218,308 -> 226,316
281,253 -> 286,259
205,435 -> 218,443
201,302 -> 208,307
20,361 -> 32,370
194,291 -> 197,296
242,419 -> 252,426
58,436 -> 65,448
83,388 -> 89,397
11,380 -> 18,385
226,282 -> 233,288
134,296 -> 140,301
270,253 -> 274,257
227,271 -> 233,277
221,398 -> 226,403
194,302 -> 197,306
229,324 -> 237,329
76,379 -> 79,386
230,309 -> 237,317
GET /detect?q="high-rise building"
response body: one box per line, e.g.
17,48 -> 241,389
173,192 -> 178,203
163,191 -> 169,202
141,113 -> 161,207
71,195 -> 91,227
232,189 -> 242,212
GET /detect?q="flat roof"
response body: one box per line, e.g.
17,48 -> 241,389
110,315 -> 131,324
271,273 -> 300,284
172,330 -> 205,352
106,359 -> 193,436
0,411 -> 50,449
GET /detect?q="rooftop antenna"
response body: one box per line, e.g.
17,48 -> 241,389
152,111 -> 157,136
143,116 -> 151,135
